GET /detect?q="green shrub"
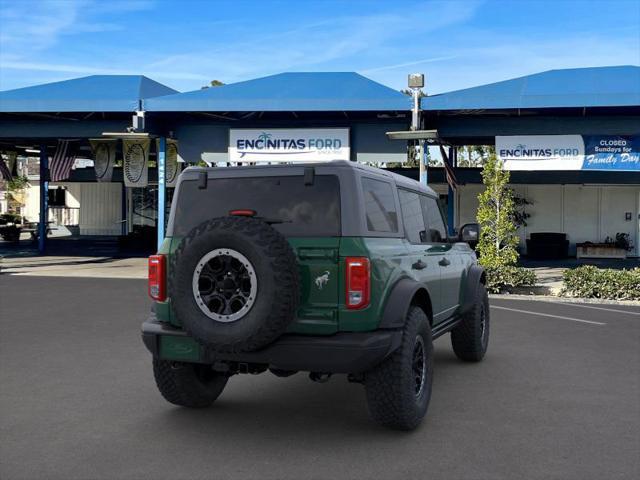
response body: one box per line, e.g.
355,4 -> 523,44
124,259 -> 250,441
484,265 -> 537,294
562,266 -> 640,300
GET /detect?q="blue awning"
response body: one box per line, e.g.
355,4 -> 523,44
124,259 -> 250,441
145,72 -> 411,112
0,75 -> 178,113
422,66 -> 640,111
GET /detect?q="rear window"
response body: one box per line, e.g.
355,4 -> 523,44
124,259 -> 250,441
171,175 -> 341,237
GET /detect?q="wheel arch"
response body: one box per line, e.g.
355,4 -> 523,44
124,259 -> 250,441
459,265 -> 486,315
379,278 -> 433,329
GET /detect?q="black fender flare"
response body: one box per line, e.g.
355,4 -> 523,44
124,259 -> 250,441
459,265 -> 486,315
378,278 -> 432,329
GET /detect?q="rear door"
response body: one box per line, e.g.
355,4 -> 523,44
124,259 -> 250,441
288,236 -> 341,335
421,195 -> 463,320
170,173 -> 342,334
397,189 -> 444,321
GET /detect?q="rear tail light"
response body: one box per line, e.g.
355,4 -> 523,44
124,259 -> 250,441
148,254 -> 166,301
229,209 -> 256,217
345,257 -> 370,310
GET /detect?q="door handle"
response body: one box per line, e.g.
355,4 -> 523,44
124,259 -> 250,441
412,260 -> 427,270
438,257 -> 451,267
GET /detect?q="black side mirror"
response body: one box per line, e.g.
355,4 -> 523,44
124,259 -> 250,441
459,223 -> 480,244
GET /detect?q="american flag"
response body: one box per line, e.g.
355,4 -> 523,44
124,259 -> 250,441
439,145 -> 458,190
49,140 -> 78,182
0,157 -> 12,181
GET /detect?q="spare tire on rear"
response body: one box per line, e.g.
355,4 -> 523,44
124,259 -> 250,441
169,216 -> 299,353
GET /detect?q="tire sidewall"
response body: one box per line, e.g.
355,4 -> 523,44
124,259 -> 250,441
411,309 -> 433,421
478,286 -> 490,352
169,218 -> 298,351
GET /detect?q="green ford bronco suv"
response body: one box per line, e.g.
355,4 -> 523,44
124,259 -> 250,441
142,161 -> 488,430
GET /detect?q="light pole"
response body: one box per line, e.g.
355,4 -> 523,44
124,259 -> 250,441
408,73 -> 426,185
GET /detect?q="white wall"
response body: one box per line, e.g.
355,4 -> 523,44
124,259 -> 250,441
23,182 -> 40,222
562,186 -> 599,250
78,182 -> 122,235
20,182 -> 122,235
599,187 -> 638,251
450,183 -> 639,257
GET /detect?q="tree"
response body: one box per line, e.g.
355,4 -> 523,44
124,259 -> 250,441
476,153 -> 519,267
457,145 -> 495,167
201,79 -> 225,89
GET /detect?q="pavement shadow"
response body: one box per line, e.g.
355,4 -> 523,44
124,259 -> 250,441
143,349 -> 469,443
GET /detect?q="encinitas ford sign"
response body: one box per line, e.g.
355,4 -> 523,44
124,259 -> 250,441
497,135 -> 640,171
229,128 -> 350,162
497,135 -> 585,170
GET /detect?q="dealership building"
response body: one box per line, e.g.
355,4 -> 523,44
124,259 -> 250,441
0,65 -> 638,257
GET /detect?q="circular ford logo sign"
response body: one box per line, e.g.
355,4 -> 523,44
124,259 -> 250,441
124,143 -> 146,184
166,142 -> 179,184
94,143 -> 110,180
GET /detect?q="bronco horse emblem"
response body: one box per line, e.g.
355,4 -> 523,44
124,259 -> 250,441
315,271 -> 330,290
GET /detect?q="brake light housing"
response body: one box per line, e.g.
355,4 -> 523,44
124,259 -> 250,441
148,254 -> 166,301
345,257 -> 370,309
229,209 -> 256,217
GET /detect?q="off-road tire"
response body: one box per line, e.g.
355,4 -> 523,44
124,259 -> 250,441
451,283 -> 490,362
153,359 -> 228,408
169,216 -> 299,353
364,306 -> 433,431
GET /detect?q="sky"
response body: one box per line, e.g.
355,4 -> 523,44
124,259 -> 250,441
0,0 -> 639,94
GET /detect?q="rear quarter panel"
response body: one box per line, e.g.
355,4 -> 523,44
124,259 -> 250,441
338,237 -> 410,332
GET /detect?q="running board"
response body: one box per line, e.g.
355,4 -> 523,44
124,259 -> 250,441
432,315 -> 462,339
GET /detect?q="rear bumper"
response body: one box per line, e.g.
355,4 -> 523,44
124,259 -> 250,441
141,318 -> 402,374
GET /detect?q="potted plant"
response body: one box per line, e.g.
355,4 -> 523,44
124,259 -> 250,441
576,233 -> 633,259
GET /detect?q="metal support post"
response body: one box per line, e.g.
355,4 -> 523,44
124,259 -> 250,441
38,145 -> 48,254
447,146 -> 456,235
157,137 -> 166,251
419,140 -> 427,185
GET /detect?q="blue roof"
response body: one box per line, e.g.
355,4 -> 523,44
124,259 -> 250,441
0,75 -> 178,113
422,66 -> 640,111
145,72 -> 411,112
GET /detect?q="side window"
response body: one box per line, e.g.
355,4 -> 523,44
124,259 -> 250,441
420,195 -> 447,243
361,177 -> 398,233
398,189 -> 427,243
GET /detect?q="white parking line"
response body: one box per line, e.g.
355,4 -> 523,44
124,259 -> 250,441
492,305 -> 606,326
534,301 -> 640,316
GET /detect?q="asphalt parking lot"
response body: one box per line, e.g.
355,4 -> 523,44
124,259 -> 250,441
1,275 -> 638,480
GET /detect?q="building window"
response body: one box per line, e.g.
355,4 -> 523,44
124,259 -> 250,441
48,188 -> 66,207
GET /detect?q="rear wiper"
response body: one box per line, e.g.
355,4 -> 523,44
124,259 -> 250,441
256,217 -> 292,225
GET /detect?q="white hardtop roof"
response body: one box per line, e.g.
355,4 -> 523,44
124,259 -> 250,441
184,160 -> 437,197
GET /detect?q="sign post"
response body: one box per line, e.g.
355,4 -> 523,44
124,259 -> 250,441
38,145 -> 48,254
408,73 -> 426,185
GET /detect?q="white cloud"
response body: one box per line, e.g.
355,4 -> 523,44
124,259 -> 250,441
418,30 -> 640,94
0,59 -> 209,81
136,1 -> 484,89
0,0 -> 153,56
360,56 -> 459,74
1,0 -> 637,95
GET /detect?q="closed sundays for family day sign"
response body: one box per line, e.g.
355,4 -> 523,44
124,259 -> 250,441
497,135 -> 640,171
229,128 -> 350,162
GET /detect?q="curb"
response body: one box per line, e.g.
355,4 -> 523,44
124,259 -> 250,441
489,293 -> 640,307
503,285 -> 559,296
